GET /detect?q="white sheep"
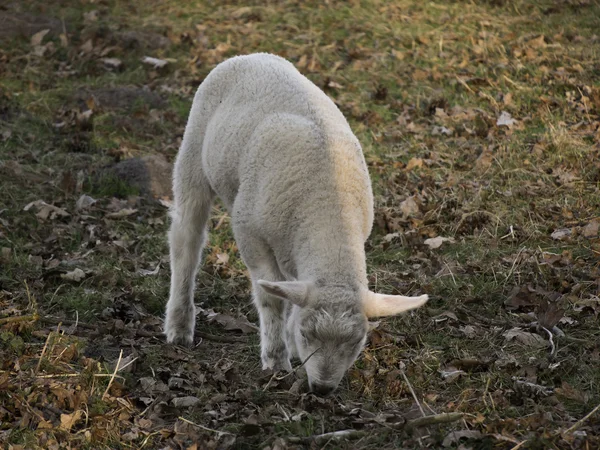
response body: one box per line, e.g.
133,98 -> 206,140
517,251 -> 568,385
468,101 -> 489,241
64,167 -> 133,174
164,53 -> 428,395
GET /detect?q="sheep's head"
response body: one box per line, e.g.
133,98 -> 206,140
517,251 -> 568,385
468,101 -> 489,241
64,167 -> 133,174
257,280 -> 428,395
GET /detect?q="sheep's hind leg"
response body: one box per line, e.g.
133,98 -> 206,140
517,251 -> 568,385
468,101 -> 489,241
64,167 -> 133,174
164,189 -> 214,347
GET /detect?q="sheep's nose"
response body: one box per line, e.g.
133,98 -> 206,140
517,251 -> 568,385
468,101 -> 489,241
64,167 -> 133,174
310,383 -> 335,396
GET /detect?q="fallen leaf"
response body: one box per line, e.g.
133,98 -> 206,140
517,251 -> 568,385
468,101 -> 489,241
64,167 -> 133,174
475,146 -> 494,172
1,247 -> 11,262
440,367 -> 466,382
442,430 -> 483,447
138,263 -> 160,276
582,219 -> 599,238
76,194 -> 96,210
80,39 -> 93,53
159,198 -> 173,208
424,236 -> 455,249
142,56 -> 169,68
383,232 -> 400,243
506,285 -> 538,310
433,311 -> 459,323
101,57 -> 122,69
528,35 -> 546,49
122,430 -> 140,442
536,299 -> 564,329
37,419 -> 54,429
405,157 -> 423,171
29,255 -> 43,266
497,111 -> 517,127
113,353 -> 138,373
399,196 -> 419,218
572,296 -> 600,315
172,396 -> 201,408
1,129 -> 12,141
551,228 -> 572,240
60,410 -> 83,431
503,327 -> 547,348
216,253 -> 230,265
24,200 -> 70,221
459,325 -> 477,338
412,69 -> 428,81
555,381 -> 589,403
61,268 -> 86,282
432,126 -> 452,136
199,308 -> 258,334
556,169 -> 579,185
105,208 -> 138,219
392,49 -> 405,60
31,29 -> 50,46
449,358 -> 489,372
83,10 -> 99,23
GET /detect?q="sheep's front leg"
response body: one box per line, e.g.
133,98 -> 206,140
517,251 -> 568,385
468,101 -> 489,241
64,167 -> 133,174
235,225 -> 291,371
253,281 -> 292,372
165,188 -> 213,346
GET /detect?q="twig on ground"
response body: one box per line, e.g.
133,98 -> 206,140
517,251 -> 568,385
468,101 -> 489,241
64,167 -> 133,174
541,326 -> 556,357
454,210 -> 501,235
455,76 -> 475,94
41,316 -> 95,329
400,368 -> 426,417
405,412 -> 464,430
190,330 -> 246,343
0,314 -> 40,325
512,378 -> 554,396
137,328 -> 246,343
0,282 -> 40,325
563,403 -> 600,435
178,416 -> 234,437
35,330 -> 53,373
102,349 -> 123,399
34,373 -> 126,380
289,412 -> 465,443
41,316 -> 247,343
288,429 -> 367,444
455,305 -> 510,327
264,347 -> 320,391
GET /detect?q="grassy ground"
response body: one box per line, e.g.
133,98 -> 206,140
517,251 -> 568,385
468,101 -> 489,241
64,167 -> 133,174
1,0 -> 599,448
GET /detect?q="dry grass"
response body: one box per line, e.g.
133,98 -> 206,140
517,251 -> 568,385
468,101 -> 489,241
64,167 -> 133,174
1,0 -> 599,448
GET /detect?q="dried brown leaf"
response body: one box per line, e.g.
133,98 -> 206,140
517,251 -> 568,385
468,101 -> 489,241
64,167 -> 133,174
424,236 -> 455,249
105,208 -> 138,219
399,196 -> 419,218
31,29 -> 50,46
405,157 -> 423,171
503,327 -> 547,348
582,219 -> 599,238
536,299 -> 565,329
60,410 -> 83,431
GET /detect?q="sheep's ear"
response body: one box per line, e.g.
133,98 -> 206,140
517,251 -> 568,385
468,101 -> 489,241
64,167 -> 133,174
363,292 -> 428,318
257,280 -> 310,307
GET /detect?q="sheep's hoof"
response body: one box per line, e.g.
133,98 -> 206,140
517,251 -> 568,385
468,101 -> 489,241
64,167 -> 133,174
262,354 -> 292,372
164,325 -> 194,348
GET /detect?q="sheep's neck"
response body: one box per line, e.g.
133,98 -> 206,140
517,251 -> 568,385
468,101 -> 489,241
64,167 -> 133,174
294,217 -> 368,287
